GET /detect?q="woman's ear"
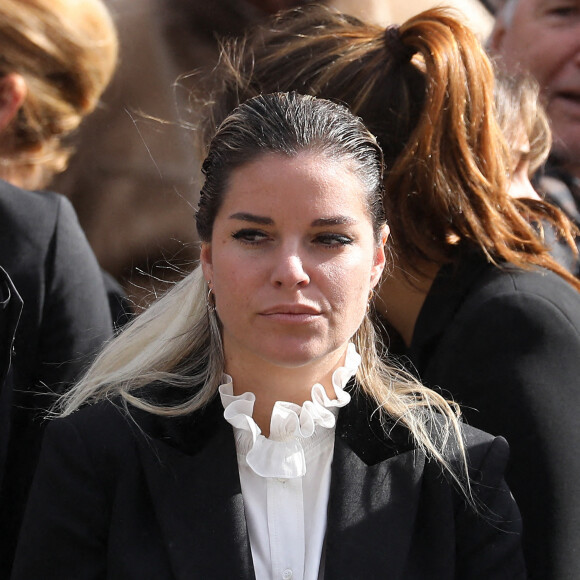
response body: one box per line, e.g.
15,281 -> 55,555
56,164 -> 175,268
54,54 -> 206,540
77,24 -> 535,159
200,243 -> 213,287
0,74 -> 27,133
370,224 -> 389,288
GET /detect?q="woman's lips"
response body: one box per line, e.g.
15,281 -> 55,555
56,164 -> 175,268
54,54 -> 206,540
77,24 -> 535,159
259,304 -> 322,323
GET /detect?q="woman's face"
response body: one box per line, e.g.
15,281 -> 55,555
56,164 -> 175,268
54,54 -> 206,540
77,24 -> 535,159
201,151 -> 387,375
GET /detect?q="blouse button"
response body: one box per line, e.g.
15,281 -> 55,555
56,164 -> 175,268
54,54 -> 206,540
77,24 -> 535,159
282,569 -> 293,580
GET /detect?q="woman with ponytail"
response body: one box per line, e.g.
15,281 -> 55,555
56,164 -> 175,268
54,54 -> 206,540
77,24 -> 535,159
12,92 -> 524,578
200,6 -> 580,577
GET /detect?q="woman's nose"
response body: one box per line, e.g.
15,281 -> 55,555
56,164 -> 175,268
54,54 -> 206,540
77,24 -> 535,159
270,252 -> 310,288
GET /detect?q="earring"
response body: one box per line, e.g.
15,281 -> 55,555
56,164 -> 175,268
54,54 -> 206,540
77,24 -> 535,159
207,287 -> 216,311
366,289 -> 374,313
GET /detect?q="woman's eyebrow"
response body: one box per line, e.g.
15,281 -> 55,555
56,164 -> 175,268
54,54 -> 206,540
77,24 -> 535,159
228,212 -> 273,225
311,216 -> 358,227
227,213 -> 358,227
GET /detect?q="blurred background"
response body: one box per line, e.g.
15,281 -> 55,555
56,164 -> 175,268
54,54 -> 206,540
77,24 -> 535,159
52,0 -> 495,308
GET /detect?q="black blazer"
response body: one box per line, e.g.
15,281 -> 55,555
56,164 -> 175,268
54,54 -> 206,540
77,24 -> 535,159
391,254 -> 580,579
0,266 -> 22,491
12,389 -> 525,579
0,179 -> 113,574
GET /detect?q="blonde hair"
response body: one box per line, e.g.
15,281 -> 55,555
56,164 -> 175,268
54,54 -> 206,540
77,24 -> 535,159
58,93 -> 472,500
494,67 -> 551,176
0,0 -> 118,189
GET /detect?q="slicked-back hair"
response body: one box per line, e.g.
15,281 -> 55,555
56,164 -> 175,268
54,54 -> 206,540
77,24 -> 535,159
197,91 -> 385,243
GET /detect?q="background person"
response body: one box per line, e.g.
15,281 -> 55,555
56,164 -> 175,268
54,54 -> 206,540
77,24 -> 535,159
494,67 -> 580,273
12,93 -> 525,579
494,69 -> 550,201
201,6 -> 580,577
0,0 -> 118,572
0,0 -> 131,328
489,0 -> 580,272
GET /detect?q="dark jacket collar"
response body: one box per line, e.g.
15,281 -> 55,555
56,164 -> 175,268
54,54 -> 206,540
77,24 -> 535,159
129,380 -> 416,465
123,383 -> 420,580
128,395 -> 255,580
336,384 -> 415,464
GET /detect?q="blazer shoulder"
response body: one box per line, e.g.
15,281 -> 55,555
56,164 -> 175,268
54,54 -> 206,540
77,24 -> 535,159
471,264 -> 580,319
425,414 -> 508,474
48,399 -> 138,453
338,387 -> 506,473
441,265 -> 580,348
459,422 -> 509,474
50,392 -> 227,458
0,183 -> 63,233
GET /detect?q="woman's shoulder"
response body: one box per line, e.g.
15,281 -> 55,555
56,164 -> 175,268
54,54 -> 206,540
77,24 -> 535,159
425,412 -> 508,468
447,256 -> 580,335
0,181 -> 64,231
46,398 -> 137,448
476,258 -> 580,302
47,390 -> 226,456
339,388 -> 505,469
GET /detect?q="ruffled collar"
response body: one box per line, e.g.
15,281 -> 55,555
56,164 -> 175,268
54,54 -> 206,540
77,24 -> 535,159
219,344 -> 360,478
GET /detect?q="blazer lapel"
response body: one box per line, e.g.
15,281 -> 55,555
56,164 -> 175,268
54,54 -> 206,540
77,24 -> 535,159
134,397 -> 255,580
324,390 -> 426,580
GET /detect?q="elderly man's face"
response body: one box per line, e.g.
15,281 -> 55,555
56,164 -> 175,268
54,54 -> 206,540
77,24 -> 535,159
491,0 -> 580,172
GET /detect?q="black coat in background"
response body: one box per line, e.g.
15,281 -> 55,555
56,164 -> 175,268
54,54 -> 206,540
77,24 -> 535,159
389,254 -> 580,579
0,266 -> 22,492
12,388 -> 526,579
0,179 -> 113,574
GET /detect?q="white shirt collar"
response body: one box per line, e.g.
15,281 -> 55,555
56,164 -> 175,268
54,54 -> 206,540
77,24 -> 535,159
218,343 -> 360,478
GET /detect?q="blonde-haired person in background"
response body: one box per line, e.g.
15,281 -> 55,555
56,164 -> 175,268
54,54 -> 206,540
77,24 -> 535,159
0,0 -> 118,190
199,5 -> 580,576
494,66 -> 580,275
494,69 -> 551,202
0,0 -> 118,573
12,92 -> 525,579
489,0 -> 580,283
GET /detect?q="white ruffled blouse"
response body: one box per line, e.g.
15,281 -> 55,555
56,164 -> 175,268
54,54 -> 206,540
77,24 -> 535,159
219,343 -> 360,580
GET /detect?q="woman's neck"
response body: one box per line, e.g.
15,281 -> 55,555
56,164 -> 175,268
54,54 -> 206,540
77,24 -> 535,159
0,162 -> 48,191
375,262 -> 440,348
224,347 -> 347,437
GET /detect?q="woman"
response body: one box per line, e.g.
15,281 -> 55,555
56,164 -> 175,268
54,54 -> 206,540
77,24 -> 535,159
494,69 -> 551,203
12,93 -> 524,578
198,6 -> 580,577
493,66 -> 580,274
0,0 -> 130,325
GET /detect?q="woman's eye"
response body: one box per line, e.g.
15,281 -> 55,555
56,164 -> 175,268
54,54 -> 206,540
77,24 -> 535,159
545,2 -> 578,17
232,229 -> 269,244
315,233 -> 354,247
